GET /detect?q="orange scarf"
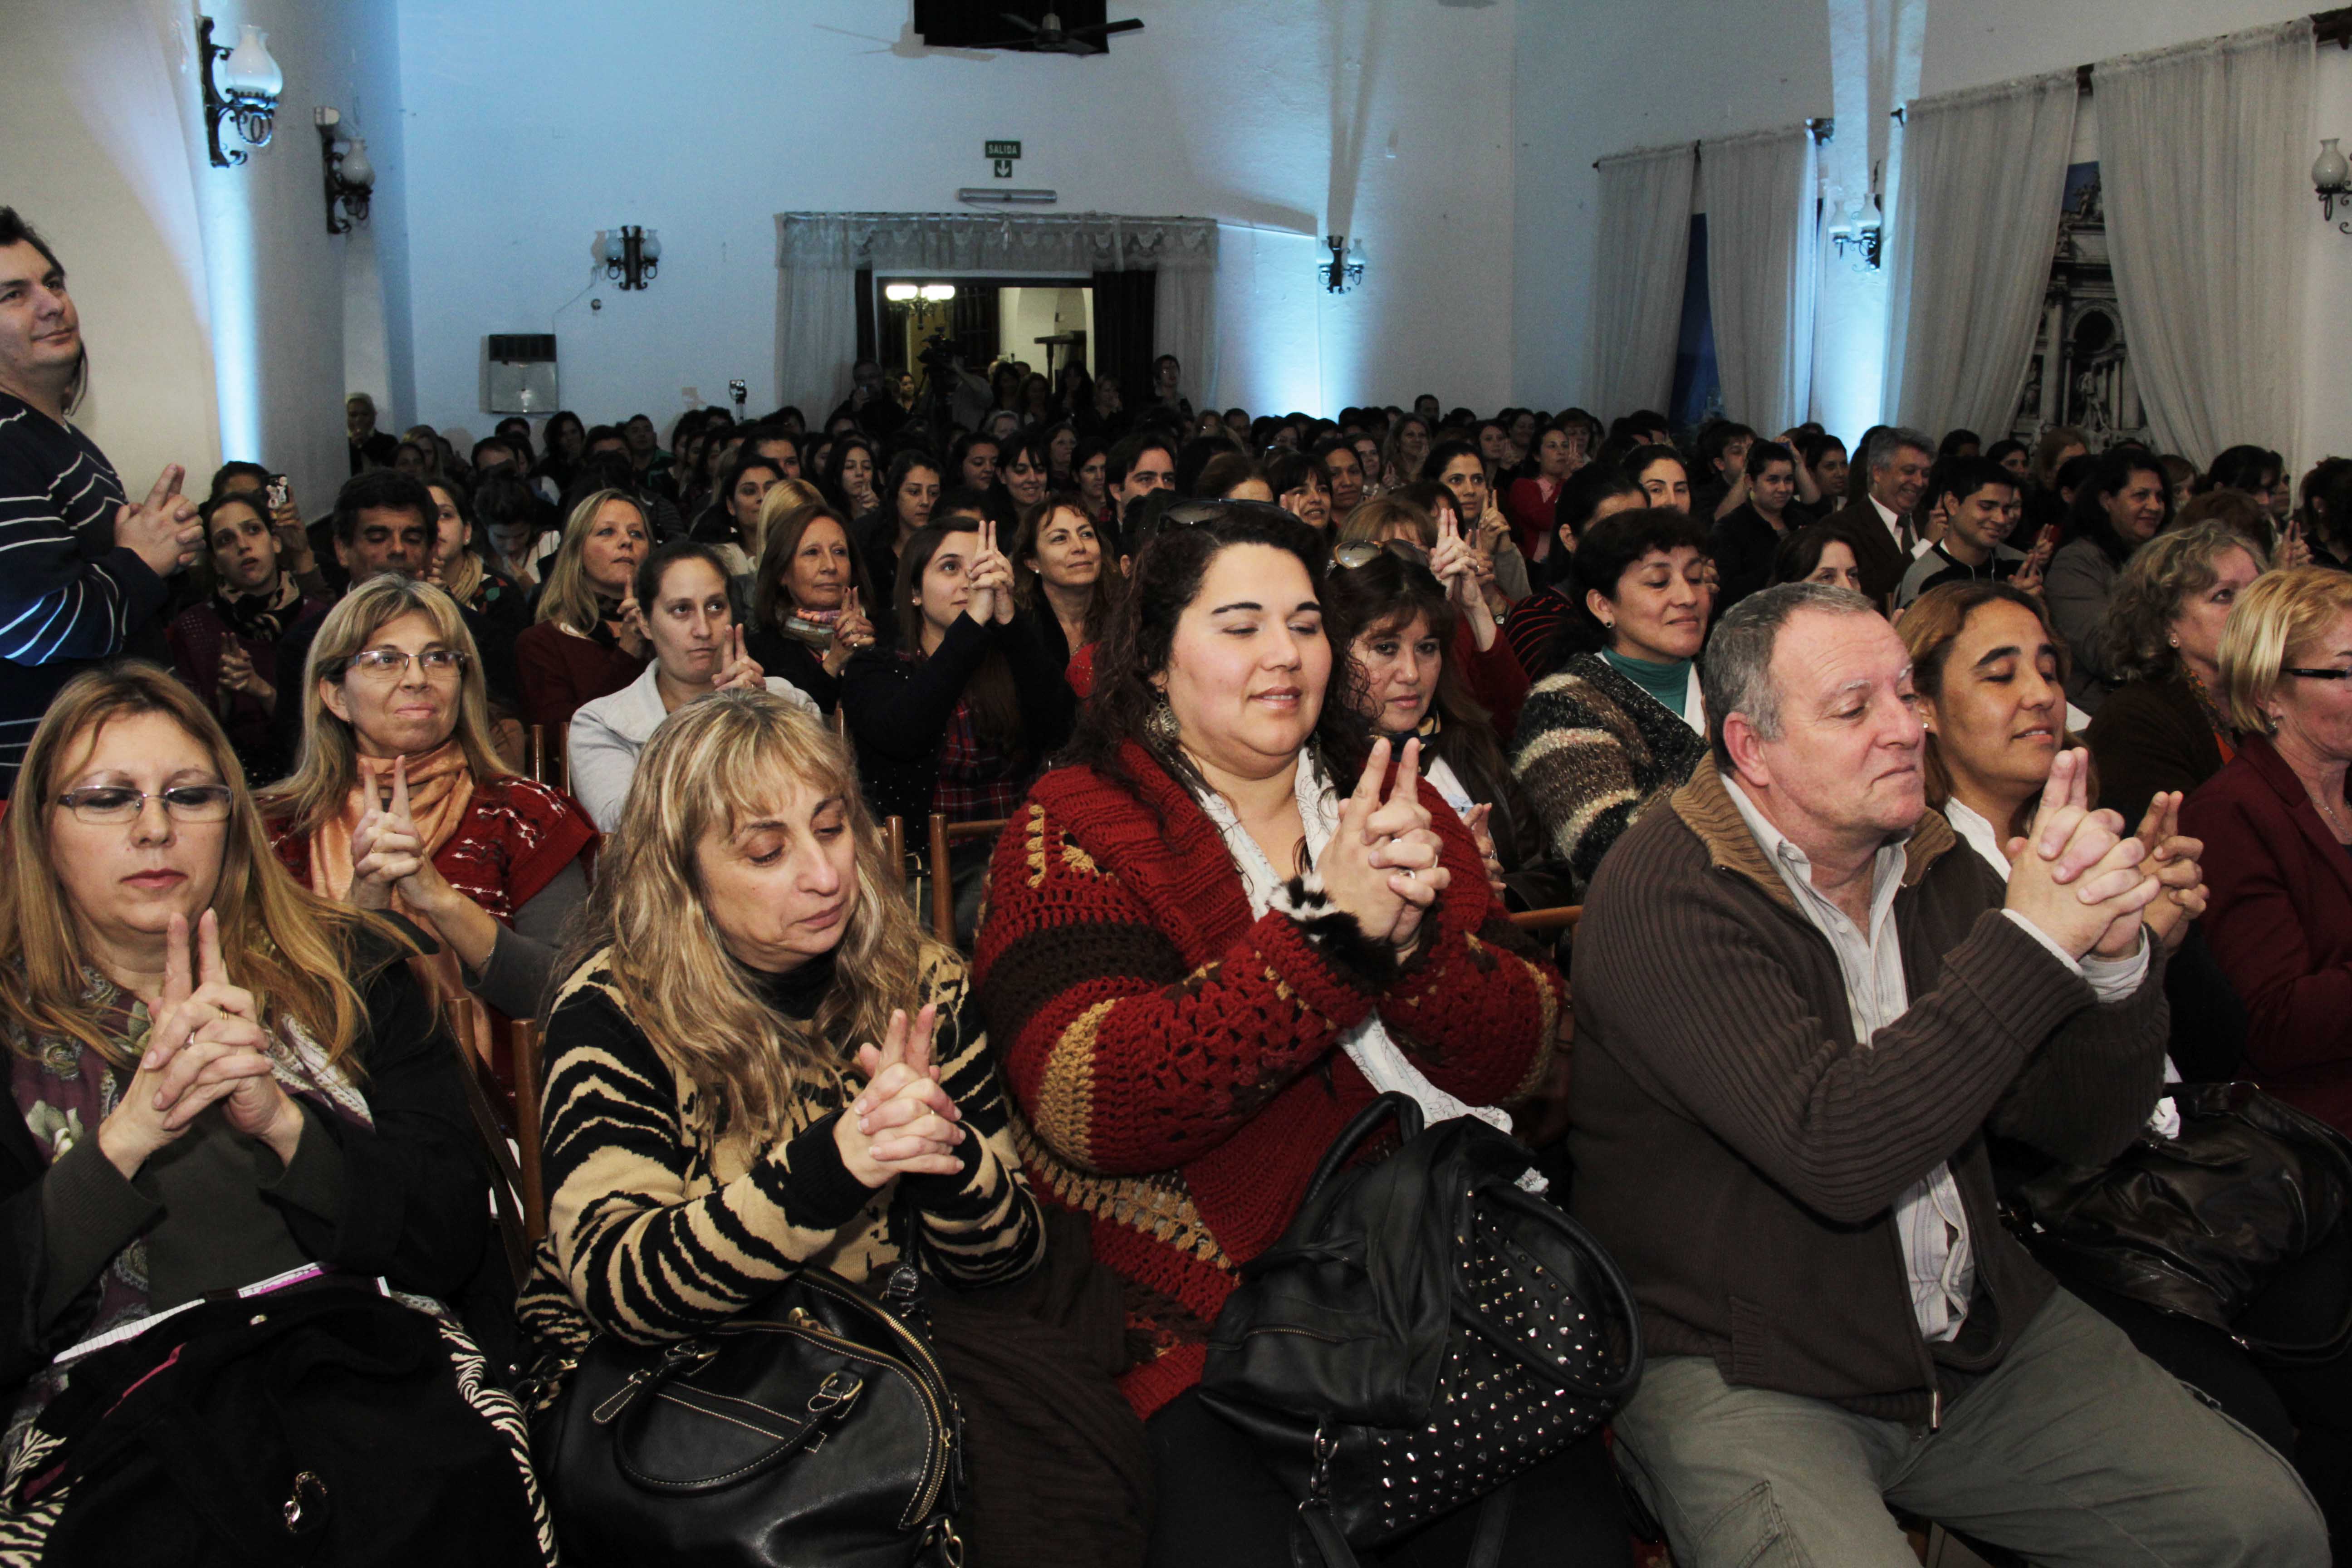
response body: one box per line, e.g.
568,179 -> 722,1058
307,739 -> 476,1004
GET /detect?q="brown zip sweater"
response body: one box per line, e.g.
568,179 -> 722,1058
1567,756 -> 2168,1425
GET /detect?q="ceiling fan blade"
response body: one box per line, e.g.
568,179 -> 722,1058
1065,17 -> 1143,40
967,33 -> 1034,49
997,12 -> 1039,31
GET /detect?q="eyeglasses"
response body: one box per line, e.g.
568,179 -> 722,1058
343,648 -> 469,681
2283,666 -> 2352,681
55,785 -> 234,825
1333,538 -> 1431,570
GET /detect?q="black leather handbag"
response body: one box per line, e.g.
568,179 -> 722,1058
1199,1094 -> 1644,1568
533,1263 -> 966,1568
2007,1080 -> 2352,1363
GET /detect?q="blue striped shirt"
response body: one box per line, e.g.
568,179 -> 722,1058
0,392 -> 165,794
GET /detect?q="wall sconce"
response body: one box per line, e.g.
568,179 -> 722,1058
602,226 -> 661,290
1827,194 -> 1883,273
198,16 -> 283,168
2316,139 -> 2352,233
883,283 -> 957,308
1319,235 -> 1366,295
315,108 -> 374,235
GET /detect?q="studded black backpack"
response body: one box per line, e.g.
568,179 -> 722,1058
1198,1093 -> 1645,1568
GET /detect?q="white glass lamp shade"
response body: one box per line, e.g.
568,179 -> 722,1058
920,283 -> 956,303
219,24 -> 283,98
639,230 -> 661,263
338,137 -> 375,189
2317,138 -> 2351,193
884,283 -> 919,303
602,231 -> 626,265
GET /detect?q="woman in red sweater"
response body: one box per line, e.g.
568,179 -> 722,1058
973,502 -> 1622,1566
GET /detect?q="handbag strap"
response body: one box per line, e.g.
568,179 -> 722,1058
1300,1093 -> 1426,1209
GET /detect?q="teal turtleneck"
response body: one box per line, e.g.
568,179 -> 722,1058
1600,647 -> 1692,718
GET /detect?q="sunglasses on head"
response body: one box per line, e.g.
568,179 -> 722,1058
1332,538 -> 1431,570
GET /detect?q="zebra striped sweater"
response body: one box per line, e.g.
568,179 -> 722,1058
518,943 -> 1043,1354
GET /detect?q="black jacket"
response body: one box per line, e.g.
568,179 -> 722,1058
840,612 -> 1075,825
0,921 -> 491,1393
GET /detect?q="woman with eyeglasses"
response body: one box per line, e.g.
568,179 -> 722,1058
261,577 -> 595,1024
2183,568 -> 2352,1136
972,502 -> 1623,1565
1511,508 -> 1714,888
513,489 -> 652,735
0,663 -> 549,1562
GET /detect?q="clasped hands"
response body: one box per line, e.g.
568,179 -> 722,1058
348,753 -> 462,922
97,911 -> 301,1180
2001,749 -> 2207,963
1319,737 -> 1451,955
836,1004 -> 966,1188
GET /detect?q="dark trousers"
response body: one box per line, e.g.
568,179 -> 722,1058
1144,1387 -> 1631,1568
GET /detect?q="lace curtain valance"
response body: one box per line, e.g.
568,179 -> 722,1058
774,212 -> 1218,275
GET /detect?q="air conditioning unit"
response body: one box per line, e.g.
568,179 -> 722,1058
484,334 -> 558,415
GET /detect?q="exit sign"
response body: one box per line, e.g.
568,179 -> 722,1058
985,140 -> 1021,159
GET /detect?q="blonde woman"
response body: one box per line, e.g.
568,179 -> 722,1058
0,665 -> 547,1561
513,489 -> 652,732
519,690 -> 1041,1355
260,577 -> 593,1021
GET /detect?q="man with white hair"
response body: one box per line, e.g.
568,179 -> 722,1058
1568,583 -> 2322,1566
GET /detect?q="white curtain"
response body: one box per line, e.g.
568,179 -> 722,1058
772,213 -> 1221,418
2098,18 -> 2313,467
774,215 -> 864,420
1586,142 -> 1696,419
1881,71 -> 2078,442
1151,222 -> 1220,410
1702,127 -> 1818,435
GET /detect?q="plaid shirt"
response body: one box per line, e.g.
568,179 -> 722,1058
931,696 -> 1032,823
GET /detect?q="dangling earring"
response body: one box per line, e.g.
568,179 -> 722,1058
1147,692 -> 1181,747
2166,634 -> 2179,648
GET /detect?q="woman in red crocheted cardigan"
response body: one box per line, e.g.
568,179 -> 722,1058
973,503 -> 1626,1566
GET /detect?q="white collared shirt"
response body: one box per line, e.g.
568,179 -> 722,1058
1869,493 -> 1913,554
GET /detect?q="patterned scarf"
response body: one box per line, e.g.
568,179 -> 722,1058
208,573 -> 302,646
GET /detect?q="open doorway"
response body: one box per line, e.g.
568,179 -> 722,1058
868,276 -> 1095,389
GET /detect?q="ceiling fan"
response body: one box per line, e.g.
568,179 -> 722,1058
969,8 -> 1142,55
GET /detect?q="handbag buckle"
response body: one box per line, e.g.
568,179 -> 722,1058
806,1369 -> 864,1417
592,1341 -> 715,1425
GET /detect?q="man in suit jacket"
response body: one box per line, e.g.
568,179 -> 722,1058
1826,426 -> 1934,607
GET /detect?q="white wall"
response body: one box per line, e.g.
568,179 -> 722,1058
393,0 -> 1518,434
4,0 -> 412,514
9,0 -> 221,503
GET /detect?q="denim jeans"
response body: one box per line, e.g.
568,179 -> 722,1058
1610,1289 -> 2327,1567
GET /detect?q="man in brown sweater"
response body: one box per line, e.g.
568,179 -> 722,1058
1570,583 -> 2323,1567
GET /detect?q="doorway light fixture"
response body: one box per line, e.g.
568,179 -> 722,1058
2315,138 -> 2352,232
1319,235 -> 1366,294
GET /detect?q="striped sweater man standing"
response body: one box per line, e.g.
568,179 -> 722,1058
0,208 -> 202,794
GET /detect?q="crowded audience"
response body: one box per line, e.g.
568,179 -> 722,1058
7,186 -> 2352,1566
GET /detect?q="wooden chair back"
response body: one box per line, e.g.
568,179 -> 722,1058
525,723 -> 568,794
926,813 -> 1011,946
1508,904 -> 1583,936
509,1018 -> 546,1243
